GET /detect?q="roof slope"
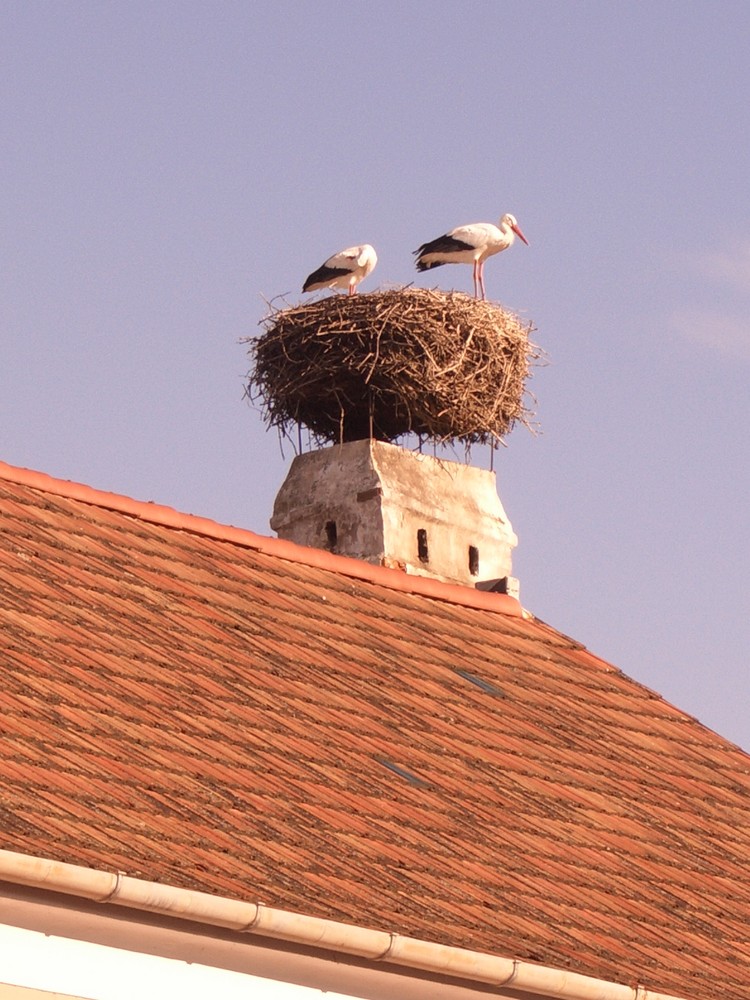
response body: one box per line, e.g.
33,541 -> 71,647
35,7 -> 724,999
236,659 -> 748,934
1,461 -> 749,999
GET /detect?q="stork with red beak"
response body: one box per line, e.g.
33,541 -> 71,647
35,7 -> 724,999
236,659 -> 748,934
414,214 -> 529,300
303,244 -> 378,296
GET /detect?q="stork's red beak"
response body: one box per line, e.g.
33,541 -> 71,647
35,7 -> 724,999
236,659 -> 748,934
512,224 -> 529,246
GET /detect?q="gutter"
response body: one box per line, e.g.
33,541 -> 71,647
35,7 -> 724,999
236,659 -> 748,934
0,850 -> 686,1000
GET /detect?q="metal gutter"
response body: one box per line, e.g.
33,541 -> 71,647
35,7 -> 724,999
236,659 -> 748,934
0,851 -> 687,1000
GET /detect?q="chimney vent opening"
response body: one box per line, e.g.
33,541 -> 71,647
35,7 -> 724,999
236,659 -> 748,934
468,545 -> 479,576
324,520 -> 338,551
417,528 -> 429,564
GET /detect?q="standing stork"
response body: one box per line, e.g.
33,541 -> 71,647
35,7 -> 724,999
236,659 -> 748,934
414,214 -> 528,300
302,244 -> 378,296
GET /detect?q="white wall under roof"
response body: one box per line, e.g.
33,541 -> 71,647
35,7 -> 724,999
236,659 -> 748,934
0,925 -> 354,1000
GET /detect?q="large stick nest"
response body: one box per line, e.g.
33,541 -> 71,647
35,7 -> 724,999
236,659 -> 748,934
245,288 -> 539,448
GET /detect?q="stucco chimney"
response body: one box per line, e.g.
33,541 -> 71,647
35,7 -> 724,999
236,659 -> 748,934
270,439 -> 517,592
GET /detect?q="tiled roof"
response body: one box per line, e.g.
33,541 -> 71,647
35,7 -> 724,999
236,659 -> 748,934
1,460 -> 749,999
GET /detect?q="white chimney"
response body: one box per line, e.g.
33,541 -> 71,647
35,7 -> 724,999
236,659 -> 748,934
270,439 -> 517,591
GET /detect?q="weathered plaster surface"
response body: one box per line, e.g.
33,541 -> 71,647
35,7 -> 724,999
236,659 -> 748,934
271,441 -> 516,587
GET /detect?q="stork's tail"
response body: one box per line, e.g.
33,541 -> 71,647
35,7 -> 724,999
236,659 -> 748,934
414,244 -> 445,272
415,258 -> 443,272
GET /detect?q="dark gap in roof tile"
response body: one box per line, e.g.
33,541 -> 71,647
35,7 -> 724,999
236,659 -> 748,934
375,757 -> 430,788
455,669 -> 506,698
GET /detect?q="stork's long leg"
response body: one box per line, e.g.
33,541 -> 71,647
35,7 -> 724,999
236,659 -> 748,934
478,261 -> 486,301
473,259 -> 480,298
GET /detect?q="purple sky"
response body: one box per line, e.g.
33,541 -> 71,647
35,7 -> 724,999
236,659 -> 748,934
2,2 -> 749,749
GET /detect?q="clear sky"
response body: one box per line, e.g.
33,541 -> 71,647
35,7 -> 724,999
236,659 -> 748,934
2,2 -> 749,749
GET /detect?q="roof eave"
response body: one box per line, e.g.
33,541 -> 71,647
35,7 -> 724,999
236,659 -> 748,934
0,850 -> 688,1000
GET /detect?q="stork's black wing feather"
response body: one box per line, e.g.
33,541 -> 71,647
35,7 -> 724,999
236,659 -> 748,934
302,265 -> 350,292
413,233 -> 476,271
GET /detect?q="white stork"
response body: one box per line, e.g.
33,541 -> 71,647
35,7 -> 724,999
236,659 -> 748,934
302,244 -> 378,296
414,214 -> 528,300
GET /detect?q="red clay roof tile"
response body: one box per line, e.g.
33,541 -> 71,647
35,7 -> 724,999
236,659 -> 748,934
1,460 -> 749,998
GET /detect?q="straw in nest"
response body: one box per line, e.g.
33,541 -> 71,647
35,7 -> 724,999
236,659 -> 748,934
244,287 -> 538,448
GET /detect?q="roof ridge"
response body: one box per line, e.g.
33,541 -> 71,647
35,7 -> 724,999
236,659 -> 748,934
0,459 -> 523,618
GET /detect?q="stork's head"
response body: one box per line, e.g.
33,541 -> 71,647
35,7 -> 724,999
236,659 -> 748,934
358,244 -> 378,269
501,213 -> 529,246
